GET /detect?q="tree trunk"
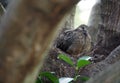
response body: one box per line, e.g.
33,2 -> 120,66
96,0 -> 120,55
0,0 -> 80,83
82,0 -> 120,82
86,61 -> 120,83
61,6 -> 76,30
88,0 -> 120,55
88,0 -> 101,43
52,6 -> 76,47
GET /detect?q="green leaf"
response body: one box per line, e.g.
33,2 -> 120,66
74,75 -> 89,82
36,77 -> 43,83
39,72 -> 59,83
59,77 -> 73,83
58,54 -> 74,66
76,56 -> 91,69
78,56 -> 92,60
79,76 -> 90,81
73,75 -> 80,81
76,60 -> 91,69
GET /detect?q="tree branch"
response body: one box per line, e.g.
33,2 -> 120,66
0,0 -> 80,83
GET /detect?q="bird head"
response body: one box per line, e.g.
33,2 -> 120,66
75,24 -> 88,36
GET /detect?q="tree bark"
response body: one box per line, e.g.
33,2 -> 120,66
53,6 -> 76,46
82,0 -> 120,82
0,0 -> 80,83
88,0 -> 101,43
88,0 -> 120,55
86,61 -> 120,83
96,0 -> 120,55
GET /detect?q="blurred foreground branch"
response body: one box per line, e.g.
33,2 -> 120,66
0,0 -> 80,83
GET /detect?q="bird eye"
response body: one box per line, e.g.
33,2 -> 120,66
81,27 -> 85,30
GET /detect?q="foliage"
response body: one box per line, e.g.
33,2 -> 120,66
58,54 -> 91,82
36,72 -> 59,83
36,54 -> 91,83
57,54 -> 74,66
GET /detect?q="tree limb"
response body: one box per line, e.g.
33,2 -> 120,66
0,0 -> 80,83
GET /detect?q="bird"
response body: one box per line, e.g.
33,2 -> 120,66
55,24 -> 91,57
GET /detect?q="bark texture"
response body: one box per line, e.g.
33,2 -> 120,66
83,0 -> 120,82
88,0 -> 120,55
86,61 -> 120,83
96,0 -> 120,55
0,0 -> 80,83
88,0 -> 101,43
